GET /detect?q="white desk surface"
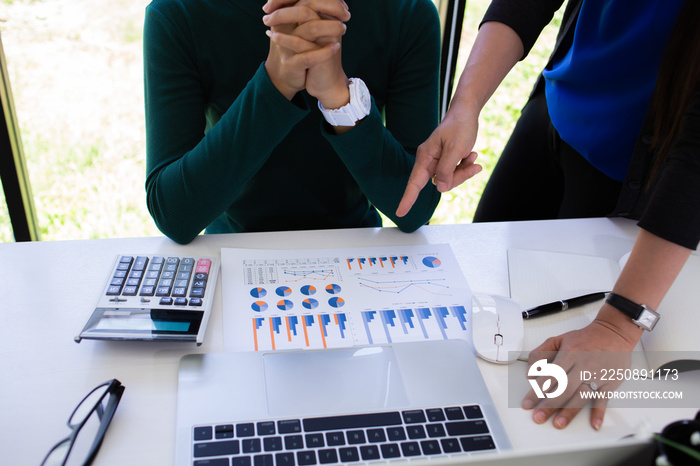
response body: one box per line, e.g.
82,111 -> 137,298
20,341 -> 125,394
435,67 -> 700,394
0,218 -> 695,465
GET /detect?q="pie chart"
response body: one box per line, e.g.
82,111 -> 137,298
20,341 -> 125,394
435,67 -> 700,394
277,300 -> 294,311
302,298 -> 319,310
276,286 -> 292,297
328,297 -> 345,308
301,285 -> 317,296
422,256 -> 441,268
250,287 -> 266,298
251,301 -> 268,312
325,284 -> 342,294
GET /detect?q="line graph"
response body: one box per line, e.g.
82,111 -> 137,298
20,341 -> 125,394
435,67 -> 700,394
357,277 -> 451,295
282,268 -> 335,281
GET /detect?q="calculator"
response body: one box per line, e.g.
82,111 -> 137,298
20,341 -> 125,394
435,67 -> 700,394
76,254 -> 220,345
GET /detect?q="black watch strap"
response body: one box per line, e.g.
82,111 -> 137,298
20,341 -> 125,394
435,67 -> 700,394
605,292 -> 660,331
605,293 -> 643,319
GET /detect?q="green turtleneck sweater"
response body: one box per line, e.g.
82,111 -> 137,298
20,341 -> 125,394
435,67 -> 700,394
144,0 -> 441,244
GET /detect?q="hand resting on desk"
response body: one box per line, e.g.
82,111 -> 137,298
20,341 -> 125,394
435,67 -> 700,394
522,229 -> 692,430
521,318 -> 635,431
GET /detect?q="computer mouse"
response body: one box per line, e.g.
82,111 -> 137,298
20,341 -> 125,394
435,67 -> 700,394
471,293 -> 524,364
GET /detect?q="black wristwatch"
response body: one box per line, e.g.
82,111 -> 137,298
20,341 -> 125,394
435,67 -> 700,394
605,292 -> 660,331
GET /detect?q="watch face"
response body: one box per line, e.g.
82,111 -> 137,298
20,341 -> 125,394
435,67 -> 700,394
637,308 -> 659,330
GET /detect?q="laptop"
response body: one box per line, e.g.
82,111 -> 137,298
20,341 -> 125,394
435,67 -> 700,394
175,339 -> 511,466
175,338 -> 656,466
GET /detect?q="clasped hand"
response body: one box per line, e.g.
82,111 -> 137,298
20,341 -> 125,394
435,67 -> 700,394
263,0 -> 350,106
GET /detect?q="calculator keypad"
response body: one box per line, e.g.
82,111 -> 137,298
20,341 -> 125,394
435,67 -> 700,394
105,255 -> 212,308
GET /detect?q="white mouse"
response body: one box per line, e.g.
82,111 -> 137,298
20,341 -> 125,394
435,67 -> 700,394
471,293 -> 524,364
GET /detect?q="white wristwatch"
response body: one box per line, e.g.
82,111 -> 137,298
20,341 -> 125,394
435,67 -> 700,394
318,78 -> 371,127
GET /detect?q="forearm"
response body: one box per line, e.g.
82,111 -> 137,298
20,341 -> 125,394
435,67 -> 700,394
594,228 -> 692,347
481,0 -> 564,58
146,65 -> 308,243
638,88 -> 700,249
328,0 -> 442,231
325,105 -> 440,232
447,21 -> 524,119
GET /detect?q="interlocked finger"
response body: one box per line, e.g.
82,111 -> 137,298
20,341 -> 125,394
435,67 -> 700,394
294,18 -> 346,42
263,6 -> 321,29
265,0 -> 350,22
268,30 -> 321,54
280,41 -> 341,70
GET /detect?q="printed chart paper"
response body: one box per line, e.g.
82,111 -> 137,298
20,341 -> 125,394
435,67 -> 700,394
221,244 -> 472,352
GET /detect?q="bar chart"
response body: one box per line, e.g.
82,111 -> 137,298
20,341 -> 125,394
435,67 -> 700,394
346,255 -> 411,271
360,306 -> 468,344
251,313 -> 352,351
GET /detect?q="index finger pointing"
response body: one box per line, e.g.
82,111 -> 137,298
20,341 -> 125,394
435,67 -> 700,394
396,143 -> 439,217
396,172 -> 430,217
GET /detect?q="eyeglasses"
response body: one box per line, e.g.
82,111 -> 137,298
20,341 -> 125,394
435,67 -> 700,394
41,379 -> 125,466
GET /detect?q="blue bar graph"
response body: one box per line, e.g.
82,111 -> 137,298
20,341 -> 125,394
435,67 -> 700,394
380,310 -> 397,343
390,256 -> 409,266
320,314 -> 331,336
450,306 -> 468,331
433,307 -> 449,340
287,316 -> 299,336
398,308 -> 414,334
336,313 -> 347,338
271,316 -> 283,335
347,255 -> 411,270
362,310 -> 377,344
360,306 -> 469,345
254,317 -> 265,329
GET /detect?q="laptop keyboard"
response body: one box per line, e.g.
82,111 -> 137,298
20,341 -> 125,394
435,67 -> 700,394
192,406 -> 496,465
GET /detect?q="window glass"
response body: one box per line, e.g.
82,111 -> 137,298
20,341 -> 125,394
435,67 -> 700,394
1,0 -> 156,240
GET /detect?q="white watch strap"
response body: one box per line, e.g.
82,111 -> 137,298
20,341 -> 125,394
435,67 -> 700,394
318,101 -> 365,126
318,78 -> 370,127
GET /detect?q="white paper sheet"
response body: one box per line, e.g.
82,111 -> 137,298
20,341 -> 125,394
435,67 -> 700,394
221,244 -> 473,352
508,248 -> 700,367
507,248 -> 620,352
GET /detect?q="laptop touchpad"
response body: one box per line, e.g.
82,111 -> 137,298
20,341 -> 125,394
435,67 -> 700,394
263,346 -> 409,418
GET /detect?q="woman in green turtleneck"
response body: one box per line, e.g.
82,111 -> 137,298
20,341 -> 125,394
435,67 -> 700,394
144,0 -> 441,244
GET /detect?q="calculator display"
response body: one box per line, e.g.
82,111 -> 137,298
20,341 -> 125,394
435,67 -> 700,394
94,312 -> 192,333
80,308 -> 201,340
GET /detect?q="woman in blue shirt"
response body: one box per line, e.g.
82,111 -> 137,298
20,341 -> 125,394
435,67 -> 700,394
398,0 -> 700,431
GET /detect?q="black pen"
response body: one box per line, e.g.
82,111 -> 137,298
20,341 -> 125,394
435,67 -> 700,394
521,292 -> 608,319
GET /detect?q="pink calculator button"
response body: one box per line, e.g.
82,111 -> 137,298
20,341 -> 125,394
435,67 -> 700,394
196,259 -> 211,274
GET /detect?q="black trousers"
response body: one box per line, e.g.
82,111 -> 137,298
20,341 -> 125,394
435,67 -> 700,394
473,91 -> 624,223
